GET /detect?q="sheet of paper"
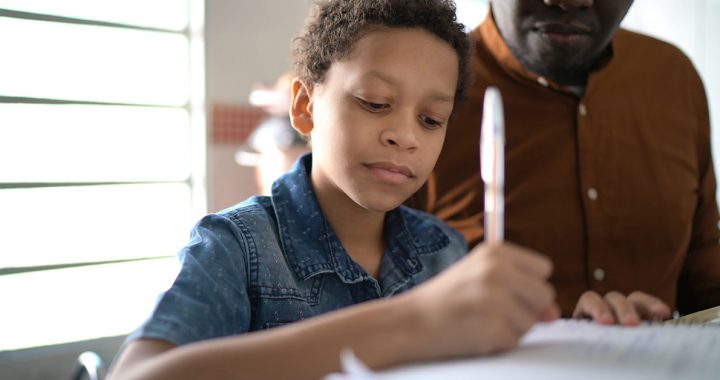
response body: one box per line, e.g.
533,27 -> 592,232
326,319 -> 720,380
672,305 -> 720,325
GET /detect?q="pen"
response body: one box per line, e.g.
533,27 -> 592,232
480,87 -> 505,244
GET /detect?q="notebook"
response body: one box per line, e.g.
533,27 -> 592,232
670,305 -> 720,325
326,318 -> 720,380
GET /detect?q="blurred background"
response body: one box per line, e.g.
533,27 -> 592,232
0,0 -> 718,378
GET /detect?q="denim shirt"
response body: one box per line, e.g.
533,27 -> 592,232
131,154 -> 467,346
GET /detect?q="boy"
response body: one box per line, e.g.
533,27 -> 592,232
109,1 -> 558,379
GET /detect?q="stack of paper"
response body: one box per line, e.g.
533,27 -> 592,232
327,319 -> 720,380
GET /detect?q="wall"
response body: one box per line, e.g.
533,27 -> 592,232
205,0 -> 315,212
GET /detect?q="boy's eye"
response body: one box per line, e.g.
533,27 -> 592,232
420,115 -> 444,129
357,98 -> 389,112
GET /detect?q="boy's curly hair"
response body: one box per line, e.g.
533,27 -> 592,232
293,0 -> 473,105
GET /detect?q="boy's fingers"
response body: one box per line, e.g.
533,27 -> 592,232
539,304 -> 561,322
476,243 -> 553,278
495,288 -> 539,335
502,265 -> 556,315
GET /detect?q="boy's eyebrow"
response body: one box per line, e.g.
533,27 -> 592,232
428,92 -> 455,104
364,70 -> 399,86
364,70 -> 455,103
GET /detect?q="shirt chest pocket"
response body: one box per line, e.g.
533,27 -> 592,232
250,276 -> 325,330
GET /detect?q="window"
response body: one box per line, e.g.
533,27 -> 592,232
0,1 -> 205,351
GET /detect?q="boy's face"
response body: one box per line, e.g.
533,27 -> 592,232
293,28 -> 458,213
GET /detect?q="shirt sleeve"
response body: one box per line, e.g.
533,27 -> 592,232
677,67 -> 720,313
129,214 -> 253,346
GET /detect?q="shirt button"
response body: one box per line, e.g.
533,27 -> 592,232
537,76 -> 549,87
578,103 -> 588,116
594,268 -> 605,281
587,188 -> 598,201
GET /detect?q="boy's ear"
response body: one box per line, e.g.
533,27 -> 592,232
290,78 -> 314,135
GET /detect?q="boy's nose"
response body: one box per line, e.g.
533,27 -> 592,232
380,123 -> 419,152
543,0 -> 593,11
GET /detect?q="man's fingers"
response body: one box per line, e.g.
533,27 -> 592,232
573,290 -> 671,325
604,291 -> 641,326
627,291 -> 672,320
572,291 -> 615,324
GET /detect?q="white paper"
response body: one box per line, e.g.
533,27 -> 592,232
324,348 -> 376,380
328,319 -> 720,380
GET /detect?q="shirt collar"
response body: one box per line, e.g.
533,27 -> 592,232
270,153 -> 447,286
477,8 -> 614,94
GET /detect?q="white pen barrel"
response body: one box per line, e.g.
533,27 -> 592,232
480,86 -> 505,244
484,184 -> 504,243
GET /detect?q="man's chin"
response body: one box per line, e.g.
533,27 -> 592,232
524,55 -> 591,85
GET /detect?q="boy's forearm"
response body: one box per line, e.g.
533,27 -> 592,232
112,295 -> 424,380
225,295 -> 425,378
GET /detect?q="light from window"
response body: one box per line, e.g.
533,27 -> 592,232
0,17 -> 189,105
0,0 -> 188,30
0,0 -> 203,351
0,259 -> 180,351
0,104 -> 191,182
0,184 -> 192,268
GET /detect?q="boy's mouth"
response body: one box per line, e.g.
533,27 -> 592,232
365,162 -> 415,177
364,162 -> 416,184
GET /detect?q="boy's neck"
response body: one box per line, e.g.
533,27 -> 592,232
314,189 -> 387,279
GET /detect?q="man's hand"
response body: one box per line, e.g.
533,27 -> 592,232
572,290 -> 672,325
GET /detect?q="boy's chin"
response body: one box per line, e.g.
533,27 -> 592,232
353,192 -> 412,213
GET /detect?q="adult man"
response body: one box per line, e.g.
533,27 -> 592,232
409,0 -> 720,320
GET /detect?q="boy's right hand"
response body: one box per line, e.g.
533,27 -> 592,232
403,242 -> 559,361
